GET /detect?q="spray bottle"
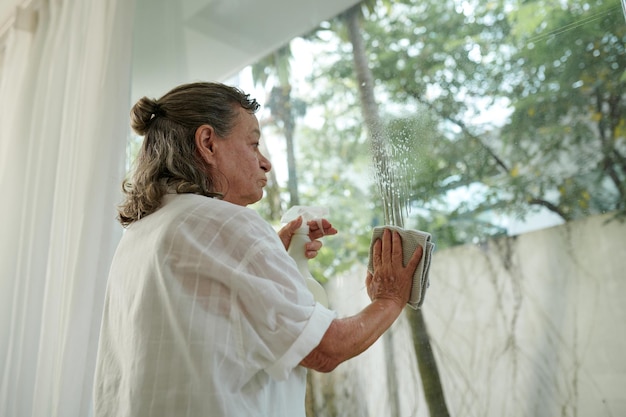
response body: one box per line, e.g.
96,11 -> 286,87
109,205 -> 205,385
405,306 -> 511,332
281,205 -> 330,307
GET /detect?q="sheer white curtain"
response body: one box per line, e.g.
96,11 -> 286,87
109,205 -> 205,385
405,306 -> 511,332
0,0 -> 135,415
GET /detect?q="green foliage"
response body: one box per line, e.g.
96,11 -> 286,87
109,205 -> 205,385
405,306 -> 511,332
252,0 -> 626,275
251,44 -> 293,88
337,0 -> 624,239
502,0 -> 626,219
294,102 -> 380,281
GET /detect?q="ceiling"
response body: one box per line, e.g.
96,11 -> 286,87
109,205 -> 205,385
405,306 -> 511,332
132,0 -> 361,99
0,0 -> 360,98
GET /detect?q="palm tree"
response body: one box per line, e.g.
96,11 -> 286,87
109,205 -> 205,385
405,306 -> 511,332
251,45 -> 301,210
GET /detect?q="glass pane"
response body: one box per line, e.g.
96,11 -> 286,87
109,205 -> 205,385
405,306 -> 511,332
236,2 -> 626,416
130,1 -> 626,416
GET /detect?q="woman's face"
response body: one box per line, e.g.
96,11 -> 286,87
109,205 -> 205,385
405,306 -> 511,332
210,107 -> 272,206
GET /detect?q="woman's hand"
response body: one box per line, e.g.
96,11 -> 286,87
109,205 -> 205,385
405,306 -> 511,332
278,216 -> 338,259
365,229 -> 423,307
301,229 -> 423,373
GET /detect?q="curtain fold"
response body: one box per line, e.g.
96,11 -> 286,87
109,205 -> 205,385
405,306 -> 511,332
0,0 -> 135,415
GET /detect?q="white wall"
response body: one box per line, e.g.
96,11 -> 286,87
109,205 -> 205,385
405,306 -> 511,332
427,211 -> 626,416
317,212 -> 626,417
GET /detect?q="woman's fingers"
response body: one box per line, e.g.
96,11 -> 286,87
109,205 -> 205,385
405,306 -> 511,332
372,234 -> 383,269
307,219 -> 338,240
406,244 -> 423,273
304,240 -> 323,259
367,228 -> 424,305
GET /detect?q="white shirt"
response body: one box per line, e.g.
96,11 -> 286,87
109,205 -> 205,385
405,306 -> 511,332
93,194 -> 336,417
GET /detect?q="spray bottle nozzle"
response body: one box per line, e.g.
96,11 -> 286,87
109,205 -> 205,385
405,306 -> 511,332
280,205 -> 329,232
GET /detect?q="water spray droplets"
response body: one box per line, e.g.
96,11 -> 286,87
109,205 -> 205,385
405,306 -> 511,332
370,123 -> 417,227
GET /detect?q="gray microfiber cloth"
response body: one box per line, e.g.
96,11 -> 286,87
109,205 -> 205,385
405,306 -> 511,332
367,226 -> 435,309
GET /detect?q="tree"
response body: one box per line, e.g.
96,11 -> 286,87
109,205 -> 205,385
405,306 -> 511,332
502,0 -> 626,220
328,0 -> 625,245
341,5 -> 405,416
337,3 -> 452,416
250,0 -> 624,415
251,44 -> 306,213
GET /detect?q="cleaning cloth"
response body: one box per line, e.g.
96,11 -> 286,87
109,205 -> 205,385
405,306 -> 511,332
367,226 -> 435,309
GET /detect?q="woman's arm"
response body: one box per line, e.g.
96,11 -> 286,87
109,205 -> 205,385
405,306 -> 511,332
300,229 -> 423,372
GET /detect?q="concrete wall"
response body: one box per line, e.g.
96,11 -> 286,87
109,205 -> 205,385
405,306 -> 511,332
425,211 -> 626,417
315,212 -> 626,417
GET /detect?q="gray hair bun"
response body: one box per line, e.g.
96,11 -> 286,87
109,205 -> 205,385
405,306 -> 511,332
130,96 -> 162,136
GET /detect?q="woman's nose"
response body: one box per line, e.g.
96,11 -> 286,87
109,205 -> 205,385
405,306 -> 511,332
260,154 -> 272,172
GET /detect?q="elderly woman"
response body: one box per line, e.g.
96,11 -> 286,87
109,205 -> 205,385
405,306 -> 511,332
93,82 -> 422,417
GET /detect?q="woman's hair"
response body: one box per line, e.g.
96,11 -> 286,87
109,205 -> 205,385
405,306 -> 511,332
118,82 -> 260,227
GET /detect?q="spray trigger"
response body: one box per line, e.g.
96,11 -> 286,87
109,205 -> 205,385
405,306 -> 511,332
280,205 -> 329,232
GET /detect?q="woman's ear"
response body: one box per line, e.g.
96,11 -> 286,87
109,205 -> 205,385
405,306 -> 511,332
195,124 -> 216,163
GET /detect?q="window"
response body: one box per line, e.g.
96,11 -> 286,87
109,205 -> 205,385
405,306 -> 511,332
131,1 -> 626,415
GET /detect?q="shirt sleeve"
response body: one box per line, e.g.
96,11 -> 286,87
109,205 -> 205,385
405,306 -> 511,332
229,213 -> 337,380
167,199 -> 336,382
265,302 -> 336,380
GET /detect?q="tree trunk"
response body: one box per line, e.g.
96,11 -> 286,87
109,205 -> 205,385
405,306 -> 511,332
344,6 -> 403,227
343,6 -> 401,417
407,309 -> 450,417
259,138 -> 282,221
305,371 -> 316,417
343,4 -> 451,416
271,85 -> 300,207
